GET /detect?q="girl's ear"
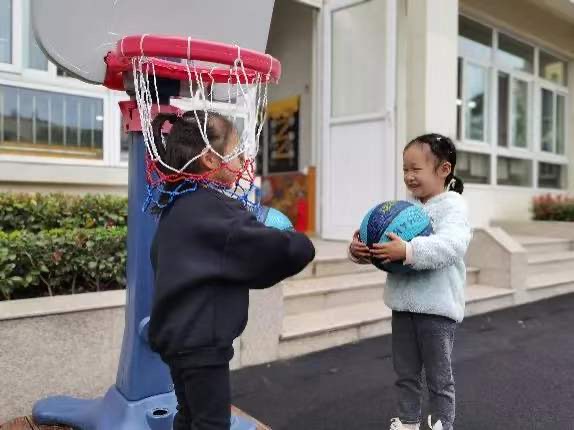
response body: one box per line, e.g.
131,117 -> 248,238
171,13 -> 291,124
438,161 -> 452,179
199,150 -> 221,171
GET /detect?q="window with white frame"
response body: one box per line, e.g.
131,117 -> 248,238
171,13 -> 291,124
0,1 -> 133,165
0,0 -> 11,64
457,15 -> 569,189
0,84 -> 104,159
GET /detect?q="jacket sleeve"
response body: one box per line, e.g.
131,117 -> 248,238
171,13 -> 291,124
223,211 -> 316,289
408,198 -> 472,271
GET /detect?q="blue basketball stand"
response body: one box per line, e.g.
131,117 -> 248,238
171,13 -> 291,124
32,99 -> 259,429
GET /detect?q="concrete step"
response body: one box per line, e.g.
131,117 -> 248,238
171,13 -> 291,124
286,268 -> 480,316
284,272 -> 386,316
465,284 -> 515,317
280,284 -> 511,360
514,235 -> 572,254
280,301 -> 392,359
526,270 -> 574,302
528,251 -> 574,275
294,256 -> 377,279
467,267 -> 480,285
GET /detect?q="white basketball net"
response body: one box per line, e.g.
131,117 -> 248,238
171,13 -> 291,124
131,46 -> 271,177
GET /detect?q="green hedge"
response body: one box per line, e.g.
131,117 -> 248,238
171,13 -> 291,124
0,193 -> 127,232
532,194 -> 574,222
0,227 -> 127,301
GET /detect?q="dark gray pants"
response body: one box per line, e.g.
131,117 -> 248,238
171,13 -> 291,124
392,311 -> 457,430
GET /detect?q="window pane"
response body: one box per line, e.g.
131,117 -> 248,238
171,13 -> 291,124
457,151 -> 490,184
456,57 -> 462,141
19,90 -> 35,146
94,101 -> 103,153
331,0 -> 384,117
539,51 -> 567,86
541,88 -> 554,152
51,94 -> 65,146
120,117 -> 130,162
66,96 -> 79,146
0,85 -> 103,159
556,95 -> 565,155
465,64 -> 487,141
458,16 -> 492,59
538,163 -> 566,189
0,0 -> 11,64
512,79 -> 528,148
35,93 -> 50,145
28,24 -> 48,70
1,86 -> 17,143
497,156 -> 532,187
79,98 -> 94,148
497,72 -> 509,147
498,33 -> 534,73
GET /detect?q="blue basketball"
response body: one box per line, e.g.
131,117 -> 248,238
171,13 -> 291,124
255,205 -> 294,231
359,200 -> 433,273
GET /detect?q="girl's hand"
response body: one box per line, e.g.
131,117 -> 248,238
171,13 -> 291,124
349,230 -> 371,262
370,233 -> 406,263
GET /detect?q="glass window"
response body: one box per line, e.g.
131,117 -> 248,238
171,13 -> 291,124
556,95 -> 565,155
498,72 -> 509,147
538,162 -> 566,189
35,93 -> 50,146
66,96 -> 79,146
541,88 -> 554,152
497,156 -> 532,187
0,0 -> 11,64
19,89 -> 35,146
512,79 -> 529,148
539,51 -> 567,86
120,117 -> 130,163
456,58 -> 463,141
28,20 -> 48,70
457,151 -> 490,184
459,16 -> 492,59
498,33 -> 534,74
331,0 -> 385,117
464,63 -> 488,141
0,85 -> 103,159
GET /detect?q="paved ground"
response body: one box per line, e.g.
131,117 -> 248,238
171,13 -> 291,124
231,293 -> 574,429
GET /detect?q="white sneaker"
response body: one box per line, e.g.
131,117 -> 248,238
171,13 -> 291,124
390,418 -> 420,430
427,416 -> 443,430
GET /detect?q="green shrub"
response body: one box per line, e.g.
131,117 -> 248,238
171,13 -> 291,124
0,227 -> 127,301
0,193 -> 127,232
532,194 -> 574,221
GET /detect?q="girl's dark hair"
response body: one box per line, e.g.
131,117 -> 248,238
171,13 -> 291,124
405,133 -> 464,194
149,110 -> 235,213
151,110 -> 233,175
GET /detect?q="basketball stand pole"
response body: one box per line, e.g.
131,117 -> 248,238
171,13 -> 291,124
32,96 -> 257,430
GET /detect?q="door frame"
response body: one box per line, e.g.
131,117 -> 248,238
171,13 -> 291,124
319,0 -> 397,239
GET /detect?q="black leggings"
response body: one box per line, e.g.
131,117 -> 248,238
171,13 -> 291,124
170,363 -> 231,430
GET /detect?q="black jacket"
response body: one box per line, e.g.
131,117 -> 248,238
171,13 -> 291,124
148,187 -> 315,366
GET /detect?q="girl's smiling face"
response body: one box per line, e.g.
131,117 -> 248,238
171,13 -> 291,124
403,143 -> 452,203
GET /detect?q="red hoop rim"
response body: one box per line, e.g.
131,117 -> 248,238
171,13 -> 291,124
103,35 -> 281,91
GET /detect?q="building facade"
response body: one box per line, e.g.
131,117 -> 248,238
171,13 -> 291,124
1,0 -> 573,239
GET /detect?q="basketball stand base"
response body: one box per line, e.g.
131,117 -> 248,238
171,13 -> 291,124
32,386 -> 257,430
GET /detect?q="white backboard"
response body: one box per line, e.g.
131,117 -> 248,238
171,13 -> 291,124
32,0 -> 276,85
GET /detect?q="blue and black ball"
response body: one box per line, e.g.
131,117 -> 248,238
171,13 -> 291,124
359,200 -> 433,273
255,205 -> 294,231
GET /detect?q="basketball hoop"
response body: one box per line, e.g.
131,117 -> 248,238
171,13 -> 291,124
104,35 -> 282,212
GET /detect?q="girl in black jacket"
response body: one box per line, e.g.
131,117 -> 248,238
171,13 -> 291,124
148,111 -> 315,430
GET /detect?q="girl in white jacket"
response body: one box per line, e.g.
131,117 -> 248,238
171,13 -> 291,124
349,134 -> 472,430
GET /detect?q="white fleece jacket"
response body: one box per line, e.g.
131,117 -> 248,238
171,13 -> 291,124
384,191 -> 472,322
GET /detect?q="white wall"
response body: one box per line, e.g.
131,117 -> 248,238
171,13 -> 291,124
465,186 -> 538,227
266,0 -> 315,171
